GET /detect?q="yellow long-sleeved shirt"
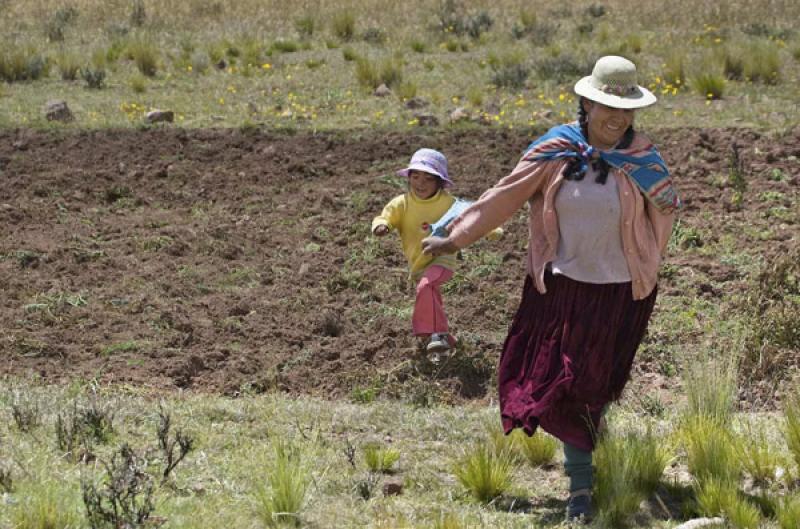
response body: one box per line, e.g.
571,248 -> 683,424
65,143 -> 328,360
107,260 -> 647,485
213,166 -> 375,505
371,189 -> 458,279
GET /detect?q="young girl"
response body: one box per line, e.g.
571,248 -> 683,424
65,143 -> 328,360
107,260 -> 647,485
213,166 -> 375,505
372,148 -> 500,358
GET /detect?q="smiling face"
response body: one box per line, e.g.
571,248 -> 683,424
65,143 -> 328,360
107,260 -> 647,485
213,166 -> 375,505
582,99 -> 635,149
408,169 -> 441,199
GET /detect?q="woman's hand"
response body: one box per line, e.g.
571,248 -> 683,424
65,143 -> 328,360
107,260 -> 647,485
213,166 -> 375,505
422,236 -> 458,256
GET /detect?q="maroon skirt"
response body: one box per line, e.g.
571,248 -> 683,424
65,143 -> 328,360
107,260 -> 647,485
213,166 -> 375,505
499,271 -> 657,452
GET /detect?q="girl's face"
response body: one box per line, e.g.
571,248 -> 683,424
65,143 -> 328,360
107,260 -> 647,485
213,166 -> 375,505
408,170 -> 441,199
583,99 -> 635,149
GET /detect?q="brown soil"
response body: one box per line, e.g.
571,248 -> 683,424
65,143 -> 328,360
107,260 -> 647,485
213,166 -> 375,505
1,126 -> 798,402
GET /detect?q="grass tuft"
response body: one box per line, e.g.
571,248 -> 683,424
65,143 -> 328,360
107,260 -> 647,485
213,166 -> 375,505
363,442 -> 400,473
253,439 -> 310,527
452,442 -> 515,503
594,433 -> 645,527
331,9 -> 356,41
682,415 -> 741,485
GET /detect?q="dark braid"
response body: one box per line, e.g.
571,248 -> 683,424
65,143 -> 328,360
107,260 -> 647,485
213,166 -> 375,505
565,98 -> 635,184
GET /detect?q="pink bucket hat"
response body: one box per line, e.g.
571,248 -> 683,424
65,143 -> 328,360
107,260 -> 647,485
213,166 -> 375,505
397,148 -> 453,187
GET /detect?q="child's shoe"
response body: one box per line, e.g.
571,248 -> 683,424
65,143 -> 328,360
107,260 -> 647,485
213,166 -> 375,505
566,489 -> 593,523
426,333 -> 451,353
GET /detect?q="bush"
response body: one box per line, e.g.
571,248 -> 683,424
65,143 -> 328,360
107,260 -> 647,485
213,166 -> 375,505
355,54 -> 403,89
534,51 -> 586,83
44,6 -> 79,42
362,27 -> 387,44
81,66 -> 106,89
452,442 -> 515,503
488,51 -> 529,88
331,10 -> 356,41
130,0 -> 146,27
410,39 -> 427,53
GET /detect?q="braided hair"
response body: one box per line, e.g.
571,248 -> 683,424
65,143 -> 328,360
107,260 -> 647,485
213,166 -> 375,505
564,97 -> 635,184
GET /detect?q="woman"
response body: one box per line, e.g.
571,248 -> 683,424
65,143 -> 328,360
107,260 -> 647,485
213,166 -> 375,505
422,56 -> 679,521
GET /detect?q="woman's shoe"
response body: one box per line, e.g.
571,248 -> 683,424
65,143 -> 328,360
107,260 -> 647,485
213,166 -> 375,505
566,489 -> 593,523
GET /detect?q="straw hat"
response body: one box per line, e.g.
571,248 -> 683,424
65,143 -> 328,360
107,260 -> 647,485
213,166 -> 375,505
574,56 -> 656,109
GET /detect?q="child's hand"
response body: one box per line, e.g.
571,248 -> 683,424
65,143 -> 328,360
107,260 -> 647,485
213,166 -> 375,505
422,236 -> 458,256
373,225 -> 390,237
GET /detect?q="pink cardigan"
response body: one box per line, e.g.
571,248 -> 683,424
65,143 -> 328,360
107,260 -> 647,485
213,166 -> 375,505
448,134 -> 675,300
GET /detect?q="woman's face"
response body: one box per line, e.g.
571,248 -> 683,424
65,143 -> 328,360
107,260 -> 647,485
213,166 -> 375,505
583,99 -> 635,149
408,170 -> 441,199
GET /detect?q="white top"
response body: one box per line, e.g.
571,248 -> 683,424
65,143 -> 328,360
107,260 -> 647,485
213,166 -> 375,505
550,164 -> 631,283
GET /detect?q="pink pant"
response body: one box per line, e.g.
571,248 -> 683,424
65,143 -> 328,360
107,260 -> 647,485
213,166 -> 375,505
412,265 -> 453,336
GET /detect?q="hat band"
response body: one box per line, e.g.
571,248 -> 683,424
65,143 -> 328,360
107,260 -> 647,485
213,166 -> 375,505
597,82 -> 638,97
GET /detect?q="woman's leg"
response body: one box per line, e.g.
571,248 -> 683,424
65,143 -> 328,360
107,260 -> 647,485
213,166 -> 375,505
411,265 -> 454,336
563,441 -> 593,493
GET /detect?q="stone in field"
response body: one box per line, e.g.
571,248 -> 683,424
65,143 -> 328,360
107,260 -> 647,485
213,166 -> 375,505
44,100 -> 74,122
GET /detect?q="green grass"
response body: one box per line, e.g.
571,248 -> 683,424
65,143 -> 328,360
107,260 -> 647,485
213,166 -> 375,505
0,0 -> 799,130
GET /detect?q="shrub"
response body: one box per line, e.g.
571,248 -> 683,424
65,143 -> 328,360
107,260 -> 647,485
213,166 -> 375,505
488,51 -> 529,88
127,38 -> 159,77
190,50 -> 209,73
436,1 -> 492,39
254,440 -> 310,527
694,477 -> 738,517
331,9 -> 356,41
44,6 -> 79,42
534,51 -> 586,83
594,433 -> 645,527
82,443 -> 155,528
738,427 -> 784,484
81,66 -> 106,89
10,391 -> 41,432
363,443 -> 400,473
452,442 -> 515,503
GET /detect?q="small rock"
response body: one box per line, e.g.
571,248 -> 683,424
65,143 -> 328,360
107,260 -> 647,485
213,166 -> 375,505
404,97 -> 429,109
215,58 -> 227,70
237,171 -> 245,178
118,162 -> 126,174
298,263 -> 310,276
382,478 -> 403,496
415,114 -> 439,127
449,107 -> 470,123
44,100 -> 74,122
145,110 -> 175,123
373,83 -> 392,97
191,483 -> 206,496
672,518 -> 725,529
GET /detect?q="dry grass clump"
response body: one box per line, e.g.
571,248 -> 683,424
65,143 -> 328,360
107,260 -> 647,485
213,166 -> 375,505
331,9 -> 356,41
355,54 -> 404,89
